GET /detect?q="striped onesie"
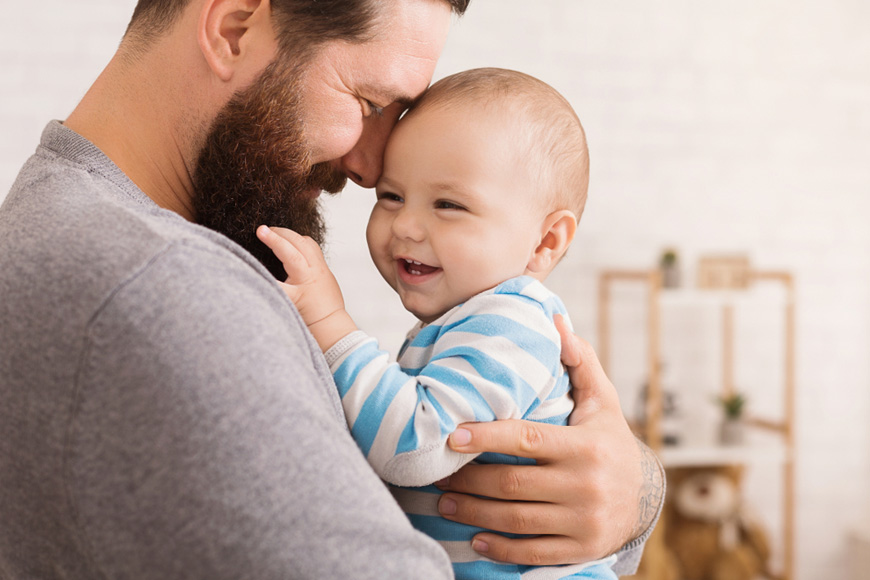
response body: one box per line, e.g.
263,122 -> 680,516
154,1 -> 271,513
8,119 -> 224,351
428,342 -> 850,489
325,276 -> 617,579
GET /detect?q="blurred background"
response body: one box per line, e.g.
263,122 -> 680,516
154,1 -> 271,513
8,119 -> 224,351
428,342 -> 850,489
2,1 -> 868,578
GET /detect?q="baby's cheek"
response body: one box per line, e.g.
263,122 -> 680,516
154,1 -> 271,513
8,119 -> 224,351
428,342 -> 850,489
365,216 -> 388,257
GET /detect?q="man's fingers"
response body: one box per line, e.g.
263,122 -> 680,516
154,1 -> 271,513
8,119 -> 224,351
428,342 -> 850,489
437,462 -> 576,502
554,314 -> 582,368
437,494 -> 573,537
550,322 -> 621,424
448,420 -> 579,462
568,338 -> 622,424
569,338 -> 609,401
437,492 -> 615,566
467,534 -> 591,567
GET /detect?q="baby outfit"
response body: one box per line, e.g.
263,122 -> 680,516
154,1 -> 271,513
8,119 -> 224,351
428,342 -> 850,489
325,276 -> 618,579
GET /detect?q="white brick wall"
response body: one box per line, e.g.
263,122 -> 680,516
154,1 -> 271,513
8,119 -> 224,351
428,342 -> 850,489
328,3 -> 870,579
0,1 -> 138,195
2,2 -> 868,578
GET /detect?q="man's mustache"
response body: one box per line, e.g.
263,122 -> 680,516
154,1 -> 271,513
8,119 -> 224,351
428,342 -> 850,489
304,162 -> 348,196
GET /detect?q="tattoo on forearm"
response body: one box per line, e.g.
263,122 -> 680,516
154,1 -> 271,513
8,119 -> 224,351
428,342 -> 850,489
632,439 -> 665,541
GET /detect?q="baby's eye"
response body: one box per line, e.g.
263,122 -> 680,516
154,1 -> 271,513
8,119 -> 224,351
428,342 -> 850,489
377,191 -> 403,204
362,99 -> 385,118
435,200 -> 465,211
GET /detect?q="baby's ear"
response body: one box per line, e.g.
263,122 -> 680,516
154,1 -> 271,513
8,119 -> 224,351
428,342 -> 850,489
527,209 -> 577,274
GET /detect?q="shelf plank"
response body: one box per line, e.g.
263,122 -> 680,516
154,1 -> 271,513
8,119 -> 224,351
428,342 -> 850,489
659,443 -> 789,468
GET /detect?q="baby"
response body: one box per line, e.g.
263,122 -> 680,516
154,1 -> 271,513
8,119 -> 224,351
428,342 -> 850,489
258,68 -> 616,580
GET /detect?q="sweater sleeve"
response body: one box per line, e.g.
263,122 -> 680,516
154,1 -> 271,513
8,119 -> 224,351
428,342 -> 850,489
328,288 -> 573,487
68,244 -> 453,580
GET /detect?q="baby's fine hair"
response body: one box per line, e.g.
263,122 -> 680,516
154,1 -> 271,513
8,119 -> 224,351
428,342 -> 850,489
408,67 -> 589,222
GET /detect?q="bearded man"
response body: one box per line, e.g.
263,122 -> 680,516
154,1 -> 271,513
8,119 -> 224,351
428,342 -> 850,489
0,0 -> 663,578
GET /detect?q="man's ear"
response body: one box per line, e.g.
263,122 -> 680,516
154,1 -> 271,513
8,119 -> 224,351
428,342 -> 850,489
198,0 -> 273,82
527,209 -> 577,274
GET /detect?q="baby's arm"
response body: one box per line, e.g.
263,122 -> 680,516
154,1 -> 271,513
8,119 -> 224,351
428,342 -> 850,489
328,288 -> 572,487
256,231 -> 571,487
256,225 -> 358,351
256,225 -> 475,483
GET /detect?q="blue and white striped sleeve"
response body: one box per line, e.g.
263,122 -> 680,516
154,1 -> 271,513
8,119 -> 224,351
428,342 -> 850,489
325,281 -> 572,488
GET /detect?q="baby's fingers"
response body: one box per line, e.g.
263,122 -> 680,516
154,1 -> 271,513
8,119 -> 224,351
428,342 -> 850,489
265,226 -> 326,265
256,225 -> 309,279
276,280 -> 302,303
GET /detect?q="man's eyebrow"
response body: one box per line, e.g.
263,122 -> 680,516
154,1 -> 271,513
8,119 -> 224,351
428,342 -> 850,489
388,93 -> 416,108
370,84 -> 416,108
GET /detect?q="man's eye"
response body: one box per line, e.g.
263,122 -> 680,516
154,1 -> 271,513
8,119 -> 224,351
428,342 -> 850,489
363,99 -> 385,118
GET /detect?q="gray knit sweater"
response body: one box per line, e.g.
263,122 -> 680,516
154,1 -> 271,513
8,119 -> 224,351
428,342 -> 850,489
0,122 -> 648,579
0,122 -> 452,579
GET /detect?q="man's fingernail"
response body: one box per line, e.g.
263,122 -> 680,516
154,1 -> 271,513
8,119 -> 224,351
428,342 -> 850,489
439,497 -> 457,516
450,428 -> 472,447
472,539 -> 489,553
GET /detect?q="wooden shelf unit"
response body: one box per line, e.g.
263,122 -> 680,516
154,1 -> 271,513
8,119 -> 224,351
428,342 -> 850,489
598,268 -> 796,580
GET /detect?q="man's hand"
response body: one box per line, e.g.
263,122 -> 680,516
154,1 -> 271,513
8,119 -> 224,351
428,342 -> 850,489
435,315 -> 664,566
256,226 -> 357,351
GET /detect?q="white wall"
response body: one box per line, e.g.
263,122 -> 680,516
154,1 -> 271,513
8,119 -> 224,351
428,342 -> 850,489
327,4 -> 870,578
3,2 -> 869,578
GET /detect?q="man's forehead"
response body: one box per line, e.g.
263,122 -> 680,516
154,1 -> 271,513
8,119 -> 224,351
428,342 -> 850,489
366,73 -> 424,108
357,0 -> 451,98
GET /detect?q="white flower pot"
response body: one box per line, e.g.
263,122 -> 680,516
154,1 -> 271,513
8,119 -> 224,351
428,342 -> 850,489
719,418 -> 745,446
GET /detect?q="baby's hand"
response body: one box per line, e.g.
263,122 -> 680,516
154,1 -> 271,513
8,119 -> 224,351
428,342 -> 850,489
257,225 -> 356,351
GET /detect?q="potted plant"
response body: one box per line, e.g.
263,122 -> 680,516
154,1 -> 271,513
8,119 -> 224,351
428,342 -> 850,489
660,249 -> 680,288
717,392 -> 747,445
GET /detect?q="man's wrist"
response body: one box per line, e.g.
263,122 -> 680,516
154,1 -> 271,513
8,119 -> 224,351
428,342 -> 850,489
630,438 -> 666,543
606,439 -> 665,576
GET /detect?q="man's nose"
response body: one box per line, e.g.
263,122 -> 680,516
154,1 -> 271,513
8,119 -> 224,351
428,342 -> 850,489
337,105 -> 403,188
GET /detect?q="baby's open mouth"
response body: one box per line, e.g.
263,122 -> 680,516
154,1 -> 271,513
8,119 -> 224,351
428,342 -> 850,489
401,258 -> 439,276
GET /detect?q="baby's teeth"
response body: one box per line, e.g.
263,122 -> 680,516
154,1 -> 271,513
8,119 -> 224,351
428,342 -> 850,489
402,258 -> 425,275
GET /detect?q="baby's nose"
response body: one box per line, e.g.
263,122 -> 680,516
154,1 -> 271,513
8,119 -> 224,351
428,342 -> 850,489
391,210 -> 425,242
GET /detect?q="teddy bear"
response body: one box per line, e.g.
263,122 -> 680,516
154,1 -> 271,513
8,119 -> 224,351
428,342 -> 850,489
662,464 -> 777,580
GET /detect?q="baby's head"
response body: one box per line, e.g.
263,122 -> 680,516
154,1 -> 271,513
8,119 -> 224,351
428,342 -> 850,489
366,67 -> 589,323
410,68 -> 590,224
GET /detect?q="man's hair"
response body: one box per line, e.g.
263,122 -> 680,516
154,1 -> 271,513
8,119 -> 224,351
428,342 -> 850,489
409,67 -> 589,222
125,0 -> 470,54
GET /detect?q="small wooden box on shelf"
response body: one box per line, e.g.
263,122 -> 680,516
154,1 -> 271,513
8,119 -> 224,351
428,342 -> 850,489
598,259 -> 795,580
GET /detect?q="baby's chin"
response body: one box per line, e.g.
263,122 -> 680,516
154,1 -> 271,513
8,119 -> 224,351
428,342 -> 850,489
402,301 -> 451,325
408,307 -> 446,325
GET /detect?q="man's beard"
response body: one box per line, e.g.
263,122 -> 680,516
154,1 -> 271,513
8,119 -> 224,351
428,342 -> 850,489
192,58 -> 347,279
